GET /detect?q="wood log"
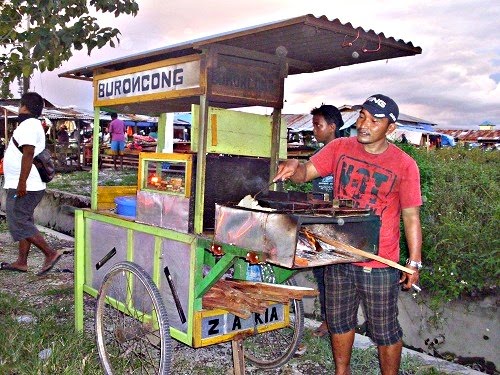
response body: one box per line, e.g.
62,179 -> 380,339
208,285 -> 269,313
203,296 -> 252,319
202,278 -> 318,317
224,279 -> 319,299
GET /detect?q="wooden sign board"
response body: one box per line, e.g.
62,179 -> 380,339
207,54 -> 284,108
93,56 -> 203,108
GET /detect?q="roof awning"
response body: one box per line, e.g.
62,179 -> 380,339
59,14 -> 421,81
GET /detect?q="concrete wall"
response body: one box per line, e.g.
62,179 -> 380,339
0,189 -> 90,236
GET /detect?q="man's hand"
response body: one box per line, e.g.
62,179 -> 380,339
400,268 -> 420,291
16,180 -> 27,198
273,159 -> 300,182
401,206 -> 422,292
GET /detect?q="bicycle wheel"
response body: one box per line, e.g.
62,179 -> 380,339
95,261 -> 172,375
243,268 -> 304,369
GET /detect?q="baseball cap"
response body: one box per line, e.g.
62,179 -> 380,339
361,94 -> 399,123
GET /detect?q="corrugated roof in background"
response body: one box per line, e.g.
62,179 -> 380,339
437,129 -> 500,141
0,105 -> 95,120
285,107 -> 436,133
282,114 -> 313,132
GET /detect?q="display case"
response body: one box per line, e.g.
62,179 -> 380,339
138,152 -> 194,197
136,152 -> 196,233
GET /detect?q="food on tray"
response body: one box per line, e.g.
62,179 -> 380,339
237,195 -> 275,211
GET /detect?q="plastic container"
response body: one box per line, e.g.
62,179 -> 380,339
114,196 -> 137,218
246,264 -> 262,281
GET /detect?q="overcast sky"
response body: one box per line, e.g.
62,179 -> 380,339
26,0 -> 500,127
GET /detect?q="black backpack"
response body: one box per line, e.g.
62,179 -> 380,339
12,137 -> 55,183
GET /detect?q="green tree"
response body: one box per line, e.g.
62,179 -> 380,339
0,0 -> 139,96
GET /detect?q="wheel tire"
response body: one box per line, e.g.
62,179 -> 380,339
95,261 -> 172,374
243,270 -> 304,369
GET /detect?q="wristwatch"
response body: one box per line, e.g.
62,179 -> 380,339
406,259 -> 423,270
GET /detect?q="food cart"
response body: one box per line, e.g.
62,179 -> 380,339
60,14 -> 421,374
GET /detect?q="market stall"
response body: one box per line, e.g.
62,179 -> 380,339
60,14 -> 421,374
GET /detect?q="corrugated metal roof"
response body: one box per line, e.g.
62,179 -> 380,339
0,105 -> 95,120
437,129 -> 500,141
59,14 -> 421,80
282,114 -> 313,132
285,107 -> 436,132
398,113 -> 437,126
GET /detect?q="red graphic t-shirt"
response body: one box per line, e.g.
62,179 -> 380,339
310,137 -> 422,268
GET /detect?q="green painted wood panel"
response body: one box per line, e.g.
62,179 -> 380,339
191,105 -> 287,158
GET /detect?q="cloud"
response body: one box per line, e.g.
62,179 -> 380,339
28,0 -> 500,127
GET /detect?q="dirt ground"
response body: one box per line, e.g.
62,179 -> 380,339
0,229 -> 75,301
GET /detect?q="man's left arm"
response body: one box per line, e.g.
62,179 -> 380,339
400,206 -> 422,289
17,145 -> 35,197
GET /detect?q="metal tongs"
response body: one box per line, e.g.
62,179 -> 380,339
253,181 -> 275,199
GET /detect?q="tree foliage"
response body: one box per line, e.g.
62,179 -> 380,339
0,0 -> 139,97
399,145 -> 499,305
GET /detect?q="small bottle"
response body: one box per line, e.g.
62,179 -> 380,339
246,264 -> 262,281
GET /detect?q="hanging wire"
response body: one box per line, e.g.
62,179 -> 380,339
362,35 -> 382,53
341,29 -> 360,47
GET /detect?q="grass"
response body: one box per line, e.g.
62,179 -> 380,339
0,292 -> 103,374
0,287 -> 446,374
48,169 -> 138,196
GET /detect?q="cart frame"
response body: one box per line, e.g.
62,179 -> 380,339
62,14 -> 421,373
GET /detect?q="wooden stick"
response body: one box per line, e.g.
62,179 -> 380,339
224,279 -> 319,298
309,232 -> 415,275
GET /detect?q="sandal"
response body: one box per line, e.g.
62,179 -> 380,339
312,321 -> 329,337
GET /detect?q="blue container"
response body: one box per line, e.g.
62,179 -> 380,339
114,196 -> 137,218
246,264 -> 262,281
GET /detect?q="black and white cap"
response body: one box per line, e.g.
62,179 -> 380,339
362,94 -> 399,123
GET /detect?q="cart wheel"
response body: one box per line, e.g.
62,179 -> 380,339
95,261 -> 172,375
243,273 -> 304,369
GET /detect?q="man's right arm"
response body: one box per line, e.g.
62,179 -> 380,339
273,159 -> 320,183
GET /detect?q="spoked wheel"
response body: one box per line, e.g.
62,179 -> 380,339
243,266 -> 304,369
95,261 -> 172,374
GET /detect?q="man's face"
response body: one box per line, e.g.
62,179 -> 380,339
355,109 -> 395,145
312,114 -> 336,144
18,104 -> 29,115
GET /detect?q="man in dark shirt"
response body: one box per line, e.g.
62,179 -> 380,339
309,104 -> 344,337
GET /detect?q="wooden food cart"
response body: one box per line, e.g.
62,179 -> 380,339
60,14 -> 421,374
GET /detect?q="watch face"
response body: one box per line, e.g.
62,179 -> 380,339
407,260 -> 422,270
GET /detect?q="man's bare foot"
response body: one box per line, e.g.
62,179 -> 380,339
37,250 -> 63,276
0,262 -> 28,272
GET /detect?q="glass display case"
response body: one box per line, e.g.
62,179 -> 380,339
138,152 -> 194,197
136,152 -> 195,233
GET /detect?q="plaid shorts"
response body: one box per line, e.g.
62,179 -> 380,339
324,263 -> 403,346
5,189 -> 45,241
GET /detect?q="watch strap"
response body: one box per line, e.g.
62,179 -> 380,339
406,259 -> 422,270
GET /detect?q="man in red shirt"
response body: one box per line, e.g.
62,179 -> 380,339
274,94 -> 422,375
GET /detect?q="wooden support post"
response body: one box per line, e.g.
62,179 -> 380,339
232,339 -> 246,375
